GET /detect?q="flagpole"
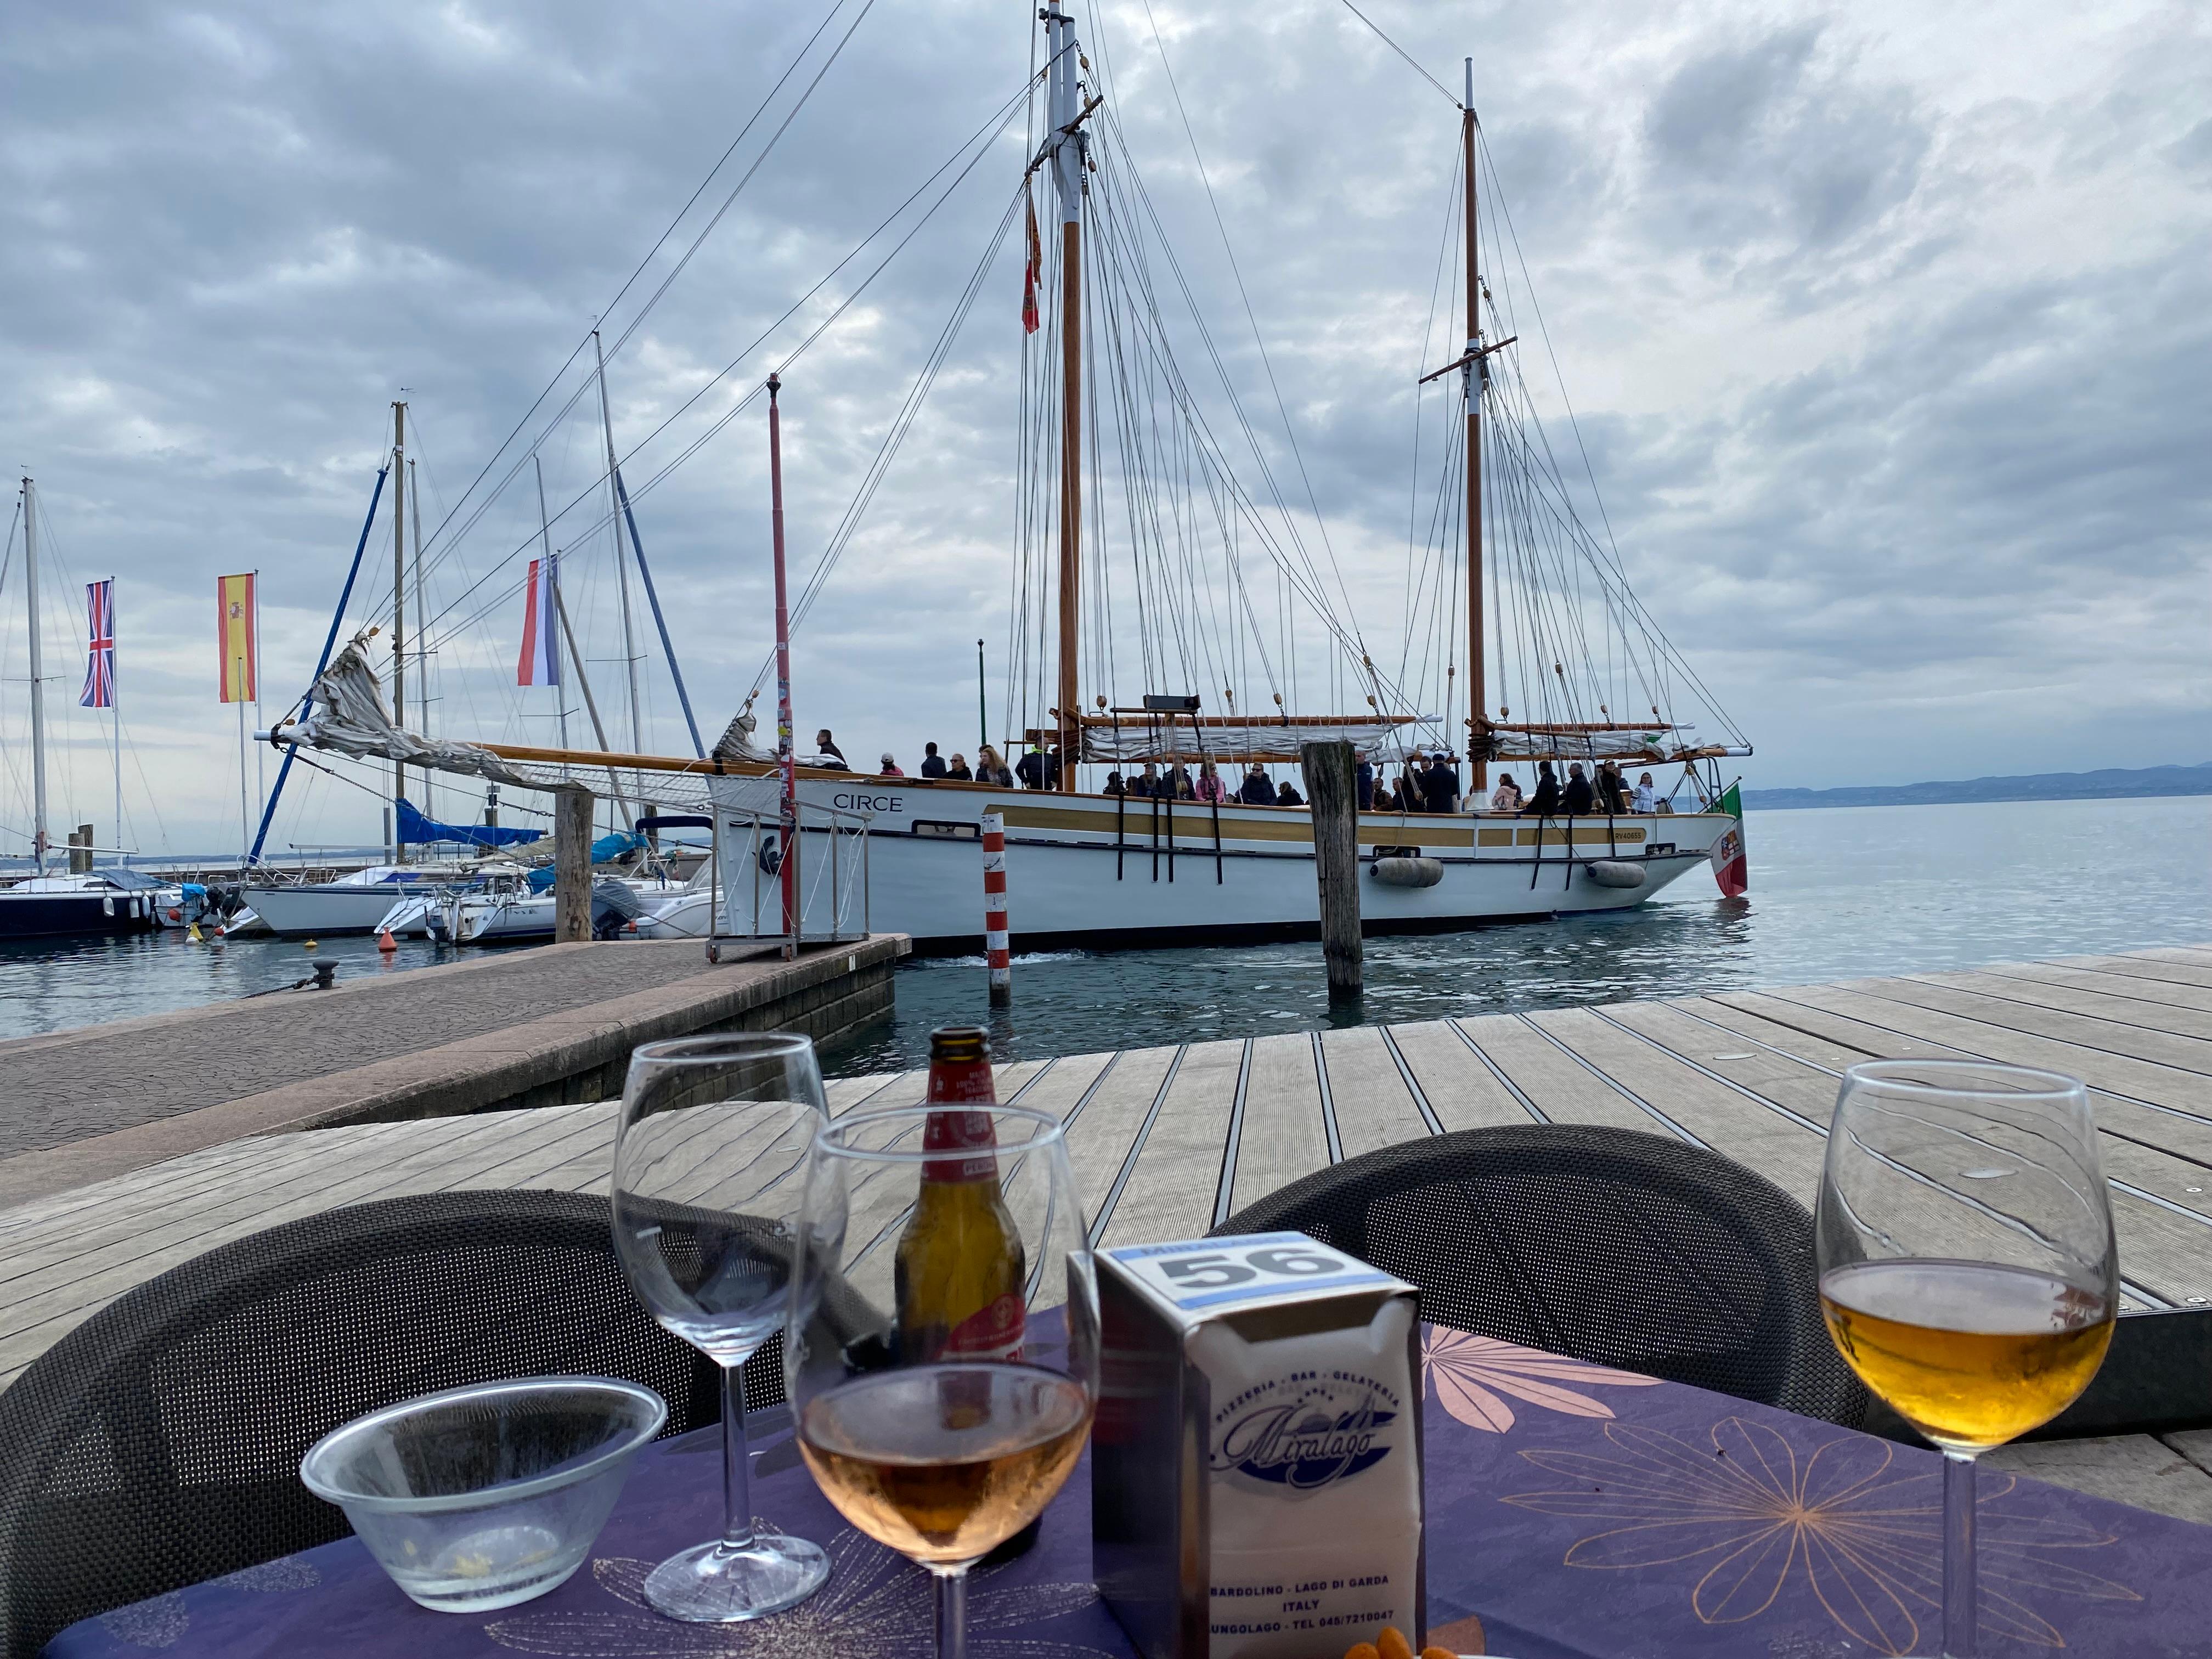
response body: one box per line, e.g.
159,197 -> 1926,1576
252,568 -> 264,816
109,578 -> 121,866
238,687 -> 250,866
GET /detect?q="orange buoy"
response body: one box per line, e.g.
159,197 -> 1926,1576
376,927 -> 397,953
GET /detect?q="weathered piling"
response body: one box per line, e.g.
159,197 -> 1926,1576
554,785 -> 594,944
1299,739 -> 1362,1001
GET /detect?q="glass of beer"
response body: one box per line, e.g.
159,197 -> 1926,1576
1816,1060 -> 2117,1659
786,1027 -> 1097,1659
611,1032 -> 832,1622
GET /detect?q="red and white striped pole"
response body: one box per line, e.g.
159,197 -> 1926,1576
981,811 -> 1011,1006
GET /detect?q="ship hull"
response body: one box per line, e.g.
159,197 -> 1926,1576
712,775 -> 1733,951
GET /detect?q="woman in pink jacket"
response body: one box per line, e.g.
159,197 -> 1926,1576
1193,760 -> 1228,803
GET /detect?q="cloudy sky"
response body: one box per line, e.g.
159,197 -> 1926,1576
2,0 -> 2205,856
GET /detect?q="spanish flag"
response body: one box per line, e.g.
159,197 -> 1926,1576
217,572 -> 257,703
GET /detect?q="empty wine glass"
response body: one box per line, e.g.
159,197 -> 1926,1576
785,1097 -> 1097,1659
1816,1060 -> 2117,1658
611,1032 -> 831,1622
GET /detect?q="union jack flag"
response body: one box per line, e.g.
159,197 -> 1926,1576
80,579 -> 114,709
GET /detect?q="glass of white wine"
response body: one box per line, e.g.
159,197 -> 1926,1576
1816,1060 -> 2117,1659
786,1085 -> 1097,1659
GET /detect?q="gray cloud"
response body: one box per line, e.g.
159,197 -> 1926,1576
0,0 -> 2205,856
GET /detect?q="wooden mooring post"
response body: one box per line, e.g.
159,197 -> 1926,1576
1299,739 -> 1362,1001
554,785 -> 594,944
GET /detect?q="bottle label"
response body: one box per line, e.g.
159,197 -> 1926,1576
941,1290 -> 1026,1361
923,1052 -> 999,1183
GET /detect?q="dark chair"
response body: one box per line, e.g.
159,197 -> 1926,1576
1212,1124 -> 1867,1426
0,1188 -> 784,1659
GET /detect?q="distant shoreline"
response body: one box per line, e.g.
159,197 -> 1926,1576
1742,764 -> 2211,812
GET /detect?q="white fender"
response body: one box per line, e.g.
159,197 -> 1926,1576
1584,860 -> 1647,889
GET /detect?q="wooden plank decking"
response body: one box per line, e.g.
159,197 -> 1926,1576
3,943 -> 2209,1517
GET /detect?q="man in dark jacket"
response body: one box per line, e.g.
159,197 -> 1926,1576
1522,759 -> 1562,816
1424,752 -> 1460,814
919,742 -> 949,779
1561,761 -> 1596,815
1015,746 -> 1046,789
1275,778 -> 1305,807
1238,764 -> 1277,805
1356,756 -> 1375,810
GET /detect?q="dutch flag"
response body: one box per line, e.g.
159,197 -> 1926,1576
517,554 -> 560,687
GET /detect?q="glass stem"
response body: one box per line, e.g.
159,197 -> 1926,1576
720,1362 -> 757,1554
933,1566 -> 969,1659
1942,1448 -> 1977,1658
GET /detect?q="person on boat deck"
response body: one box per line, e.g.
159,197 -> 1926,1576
1522,760 -> 1562,816
1168,764 -> 1195,800
1275,778 -> 1305,808
1015,745 -> 1046,789
1238,763 -> 1277,805
1400,751 -> 1430,814
1595,759 -> 1628,812
879,752 -> 905,778
1375,776 -> 1401,812
919,742 -> 948,779
1491,772 -> 1524,811
1424,752 -> 1461,814
1194,760 -> 1227,803
975,746 -> 1014,786
946,753 -> 974,781
1630,771 -> 1657,813
1128,761 -> 1162,797
1356,756 -> 1376,811
814,729 -> 847,768
1562,761 -> 1597,815
1102,769 -> 1126,796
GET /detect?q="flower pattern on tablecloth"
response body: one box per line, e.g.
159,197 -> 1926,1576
1419,1328 -> 1660,1433
95,1558 -> 322,1651
483,1519 -> 1116,1658
1502,1417 -> 2140,1656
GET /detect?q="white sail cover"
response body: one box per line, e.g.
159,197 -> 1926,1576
1485,729 -> 1681,761
1077,721 -> 1430,764
289,632 -> 546,789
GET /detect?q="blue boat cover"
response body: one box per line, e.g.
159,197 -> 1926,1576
396,797 -> 544,849
591,829 -> 646,863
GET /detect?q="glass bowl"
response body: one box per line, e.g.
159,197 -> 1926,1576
299,1375 -> 668,1612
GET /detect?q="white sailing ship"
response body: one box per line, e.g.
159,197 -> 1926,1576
272,4 -> 1750,954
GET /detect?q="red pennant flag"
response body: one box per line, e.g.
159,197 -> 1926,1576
1022,192 -> 1042,335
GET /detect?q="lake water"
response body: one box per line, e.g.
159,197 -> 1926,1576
815,795 -> 2210,1076
0,799 -> 2202,1074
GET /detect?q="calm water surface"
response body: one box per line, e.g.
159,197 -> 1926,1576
0,799 -> 2202,1076
817,796 -> 2209,1075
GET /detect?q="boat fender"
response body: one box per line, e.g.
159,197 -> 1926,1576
1369,855 -> 1444,888
1584,860 -> 1646,889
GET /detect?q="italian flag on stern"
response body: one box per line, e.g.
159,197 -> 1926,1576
1709,781 -> 1748,896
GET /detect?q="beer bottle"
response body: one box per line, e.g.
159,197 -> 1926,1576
895,1025 -> 1026,1363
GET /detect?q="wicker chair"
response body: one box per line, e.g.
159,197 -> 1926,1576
1213,1124 -> 1867,1426
0,1188 -> 774,1659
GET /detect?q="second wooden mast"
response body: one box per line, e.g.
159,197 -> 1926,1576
1046,2 -> 1086,791
1462,59 -> 1487,792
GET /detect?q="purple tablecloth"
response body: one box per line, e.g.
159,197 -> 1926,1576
48,1329 -> 2210,1658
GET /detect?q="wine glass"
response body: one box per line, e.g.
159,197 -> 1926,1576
611,1032 -> 832,1622
786,1102 -> 1097,1659
1816,1060 -> 2117,1659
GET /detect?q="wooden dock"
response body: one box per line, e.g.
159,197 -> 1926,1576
4,942 -> 2210,1517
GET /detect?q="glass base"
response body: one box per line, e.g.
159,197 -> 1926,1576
643,1530 -> 829,1623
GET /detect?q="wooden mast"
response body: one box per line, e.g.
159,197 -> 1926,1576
1462,60 -> 1487,792
1047,2 -> 1084,792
